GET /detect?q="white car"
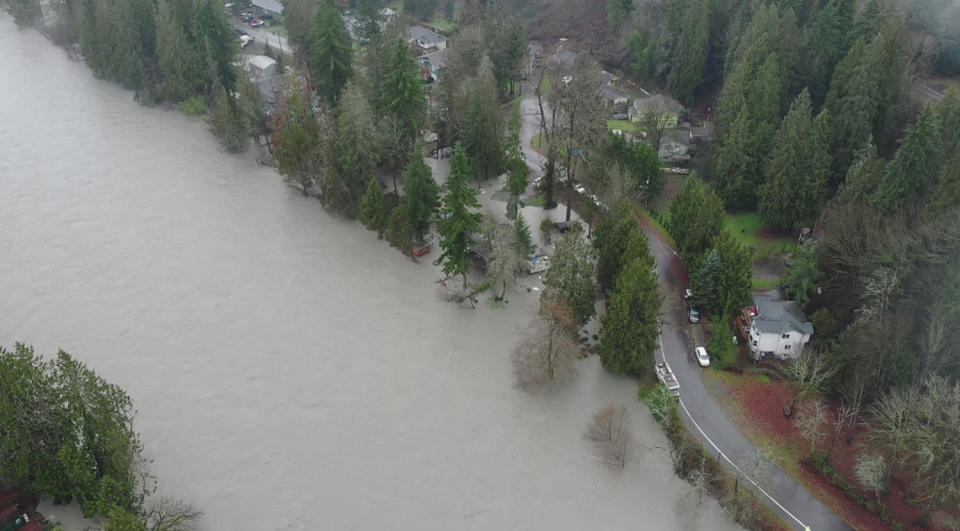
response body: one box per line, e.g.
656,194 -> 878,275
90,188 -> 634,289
695,346 -> 710,367
239,35 -> 254,48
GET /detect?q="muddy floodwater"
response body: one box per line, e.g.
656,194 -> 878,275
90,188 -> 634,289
0,17 -> 739,530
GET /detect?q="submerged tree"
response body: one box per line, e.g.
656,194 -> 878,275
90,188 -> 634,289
544,228 -> 597,326
360,178 -> 389,238
402,144 -> 440,243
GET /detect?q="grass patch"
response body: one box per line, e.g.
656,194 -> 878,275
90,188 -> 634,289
752,277 -> 779,290
638,208 -> 677,249
723,212 -> 796,259
524,195 -> 545,207
530,133 -> 548,157
606,119 -> 640,132
538,73 -> 552,95
428,16 -> 456,33
485,296 -> 505,309
266,23 -> 288,39
180,96 -> 207,116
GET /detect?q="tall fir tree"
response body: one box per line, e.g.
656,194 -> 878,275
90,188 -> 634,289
759,90 -> 831,232
402,144 -> 440,243
514,212 -> 534,257
360,178 -> 389,238
803,0 -> 854,105
463,57 -> 502,183
311,0 -> 353,106
666,0 -> 711,106
714,43 -> 783,210
330,82 -> 381,216
598,256 -> 661,376
668,174 -> 725,262
593,199 -> 640,295
691,248 -> 722,312
383,37 -> 427,148
437,144 -> 482,287
870,107 -> 943,215
504,107 -> 528,220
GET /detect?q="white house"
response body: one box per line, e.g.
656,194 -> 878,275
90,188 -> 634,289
749,293 -> 813,360
408,25 -> 447,52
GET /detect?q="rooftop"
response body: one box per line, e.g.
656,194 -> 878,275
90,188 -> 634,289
252,0 -> 282,14
420,49 -> 449,70
408,25 -> 446,44
752,292 -> 814,336
632,94 -> 684,114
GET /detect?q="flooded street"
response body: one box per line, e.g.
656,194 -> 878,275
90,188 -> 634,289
0,17 -> 737,530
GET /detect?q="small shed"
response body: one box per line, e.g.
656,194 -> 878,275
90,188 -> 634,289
246,55 -> 277,79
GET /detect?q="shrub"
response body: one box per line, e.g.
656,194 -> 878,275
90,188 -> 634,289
180,96 -> 207,116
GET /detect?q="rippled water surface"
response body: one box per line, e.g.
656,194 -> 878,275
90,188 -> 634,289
0,17 -> 738,530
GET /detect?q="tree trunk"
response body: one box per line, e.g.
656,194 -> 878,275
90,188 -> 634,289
564,110 -> 575,222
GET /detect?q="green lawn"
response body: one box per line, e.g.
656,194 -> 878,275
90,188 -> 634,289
265,23 -> 288,39
530,133 -> 548,157
428,16 -> 456,33
606,119 -> 640,132
752,277 -> 779,290
723,212 -> 796,259
538,73 -> 552,95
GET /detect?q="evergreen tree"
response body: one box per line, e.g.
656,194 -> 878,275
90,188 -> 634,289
155,0 -> 203,101
360,178 -> 389,238
330,82 -> 381,216
607,0 -> 633,27
354,0 -> 384,41
545,229 -> 597,326
667,174 -> 725,263
593,199 -> 640,295
194,0 -> 237,92
713,230 -> 752,313
759,90 -> 830,232
514,212 -> 534,257
931,151 -> 960,213
311,0 -> 353,106
598,257 -> 661,376
714,48 -> 782,210
403,144 -> 440,243
504,107 -> 528,220
383,37 -> 427,147
437,144 -> 482,287
404,0 -> 438,20
691,248 -> 721,312
270,75 -> 323,195
463,57 -> 502,183
386,203 -> 414,254
666,0 -> 711,106
870,107 -> 943,215
803,0 -> 854,105
936,88 -> 960,154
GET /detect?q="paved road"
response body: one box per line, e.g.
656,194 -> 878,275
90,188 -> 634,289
515,65 -> 850,530
232,17 -> 292,57
640,219 -> 851,531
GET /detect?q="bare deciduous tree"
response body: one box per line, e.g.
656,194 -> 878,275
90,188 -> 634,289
642,106 -> 671,153
586,404 -> 632,468
144,497 -> 204,531
511,295 -> 579,386
854,453 -> 887,503
798,399 -> 828,456
781,348 -> 838,416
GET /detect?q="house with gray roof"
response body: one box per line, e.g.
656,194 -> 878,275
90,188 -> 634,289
748,292 -> 814,360
628,94 -> 684,127
252,0 -> 283,20
408,25 -> 447,52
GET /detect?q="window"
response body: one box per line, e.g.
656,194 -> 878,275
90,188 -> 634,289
752,340 -> 758,346
782,333 -> 790,339
784,344 -> 791,350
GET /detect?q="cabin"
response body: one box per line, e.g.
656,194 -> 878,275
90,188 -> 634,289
628,94 -> 684,127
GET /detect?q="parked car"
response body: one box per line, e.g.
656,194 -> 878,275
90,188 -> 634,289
687,303 -> 700,323
234,28 -> 248,35
239,35 -> 254,47
695,346 -> 710,367
249,17 -> 264,27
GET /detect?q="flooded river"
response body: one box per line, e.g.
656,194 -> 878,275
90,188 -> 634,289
0,17 -> 738,530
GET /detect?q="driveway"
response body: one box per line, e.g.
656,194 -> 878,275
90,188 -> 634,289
641,217 -> 851,531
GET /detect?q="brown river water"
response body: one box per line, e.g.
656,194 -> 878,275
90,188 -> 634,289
0,15 -> 738,530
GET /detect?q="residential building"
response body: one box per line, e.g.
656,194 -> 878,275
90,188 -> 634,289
408,25 -> 447,53
252,0 -> 283,21
748,292 -> 814,360
628,94 -> 683,127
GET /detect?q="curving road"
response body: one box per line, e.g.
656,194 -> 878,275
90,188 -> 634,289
517,69 -> 850,530
641,219 -> 851,531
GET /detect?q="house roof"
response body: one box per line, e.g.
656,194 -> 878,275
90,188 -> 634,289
420,49 -> 448,69
632,94 -> 684,114
408,25 -> 446,44
252,0 -> 282,14
752,293 -> 814,336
